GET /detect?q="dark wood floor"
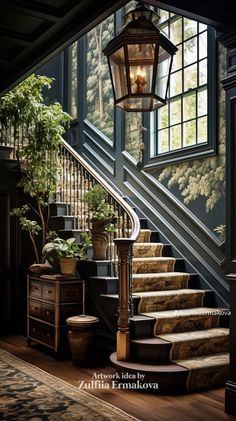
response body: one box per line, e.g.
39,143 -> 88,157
0,335 -> 235,421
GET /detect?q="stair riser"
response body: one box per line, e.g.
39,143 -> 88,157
133,260 -> 175,274
170,335 -> 229,360
131,334 -> 229,363
111,356 -> 229,393
0,146 -> 13,160
186,364 -> 229,391
78,260 -> 114,279
110,354 -> 189,393
138,292 -> 204,313
133,276 -> 189,292
131,342 -> 171,364
154,314 -> 219,335
130,319 -> 156,339
136,231 -> 151,243
58,230 -> 84,243
49,203 -> 70,216
49,216 -> 75,230
133,244 -> 163,258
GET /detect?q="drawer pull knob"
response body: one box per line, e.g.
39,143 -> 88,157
45,310 -> 50,315
32,286 -> 39,291
32,328 -> 36,332
46,290 -> 52,294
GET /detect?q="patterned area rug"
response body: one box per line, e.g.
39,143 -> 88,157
0,349 -> 139,421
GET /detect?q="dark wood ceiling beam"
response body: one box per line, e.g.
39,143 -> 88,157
0,1 -> 62,23
0,0 -> 236,97
0,0 -> 129,96
0,29 -> 32,46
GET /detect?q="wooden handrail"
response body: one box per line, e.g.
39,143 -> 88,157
61,139 -> 140,360
0,124 -> 140,361
61,139 -> 140,242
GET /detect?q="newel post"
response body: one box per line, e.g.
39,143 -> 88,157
114,238 -> 134,361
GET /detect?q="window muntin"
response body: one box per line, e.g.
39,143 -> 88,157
153,10 -> 209,156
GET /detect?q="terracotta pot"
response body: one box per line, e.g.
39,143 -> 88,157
91,220 -> 109,260
59,257 -> 77,275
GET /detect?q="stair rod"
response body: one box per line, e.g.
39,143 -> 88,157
60,139 -> 140,361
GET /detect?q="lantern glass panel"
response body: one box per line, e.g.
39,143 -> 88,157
128,43 -> 155,94
109,47 -> 128,100
155,46 -> 172,99
120,97 -> 153,111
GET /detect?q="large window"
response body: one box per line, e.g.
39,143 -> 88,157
148,9 -> 215,166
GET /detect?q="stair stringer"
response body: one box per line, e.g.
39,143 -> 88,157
78,155 -> 228,308
122,173 -> 228,308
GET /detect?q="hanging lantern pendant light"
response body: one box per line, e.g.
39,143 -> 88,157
103,2 -> 178,112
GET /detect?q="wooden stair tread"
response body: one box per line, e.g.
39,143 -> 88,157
132,272 -> 189,279
142,307 -> 223,319
131,337 -> 171,346
133,242 -> 163,246
135,289 -> 206,298
133,257 -> 175,262
101,291 -> 206,299
130,314 -> 156,322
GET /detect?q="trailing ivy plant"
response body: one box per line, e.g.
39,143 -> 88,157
0,74 -> 72,262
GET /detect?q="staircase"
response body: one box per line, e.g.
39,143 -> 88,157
0,139 -> 230,393
50,196 -> 230,392
106,227 -> 229,393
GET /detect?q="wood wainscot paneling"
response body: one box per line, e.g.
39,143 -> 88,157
221,29 -> 236,416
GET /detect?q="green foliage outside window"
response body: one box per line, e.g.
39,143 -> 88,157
86,16 -> 114,140
71,42 -> 78,120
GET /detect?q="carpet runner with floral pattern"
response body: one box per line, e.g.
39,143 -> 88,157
132,229 -> 229,391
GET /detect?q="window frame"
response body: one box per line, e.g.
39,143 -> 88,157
143,20 -> 217,170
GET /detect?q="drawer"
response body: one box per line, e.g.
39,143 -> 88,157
60,283 -> 83,303
29,280 -> 42,299
59,303 -> 83,324
28,319 -> 54,347
29,299 -> 41,318
42,283 -> 56,302
41,303 -> 55,324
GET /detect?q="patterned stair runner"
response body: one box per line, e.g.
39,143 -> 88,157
131,229 -> 229,391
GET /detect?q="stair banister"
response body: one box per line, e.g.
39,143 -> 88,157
0,122 -> 140,362
61,139 -> 140,361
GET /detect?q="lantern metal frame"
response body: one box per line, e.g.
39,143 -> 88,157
103,2 -> 178,112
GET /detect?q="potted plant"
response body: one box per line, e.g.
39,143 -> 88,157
2,74 -> 72,267
82,184 -> 115,260
42,233 -> 91,276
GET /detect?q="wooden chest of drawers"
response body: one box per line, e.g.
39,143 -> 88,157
27,275 -> 84,356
